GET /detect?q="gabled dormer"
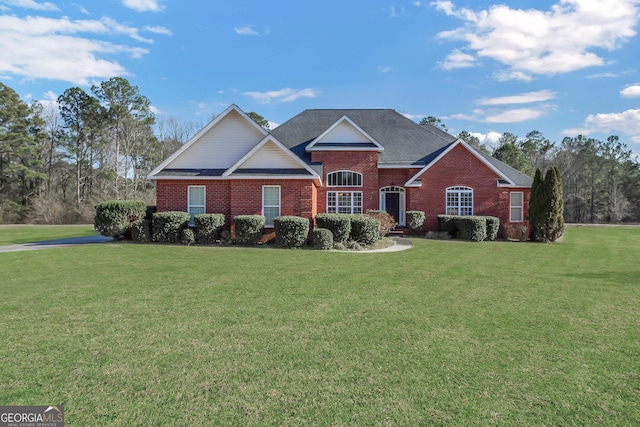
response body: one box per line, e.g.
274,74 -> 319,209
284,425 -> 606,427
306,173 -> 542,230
305,116 -> 384,152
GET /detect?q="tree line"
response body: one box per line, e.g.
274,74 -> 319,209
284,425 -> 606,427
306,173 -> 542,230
1,78 -> 638,224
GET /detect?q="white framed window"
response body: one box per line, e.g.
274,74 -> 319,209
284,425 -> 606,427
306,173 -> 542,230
446,186 -> 473,216
327,191 -> 362,214
327,170 -> 363,187
262,185 -> 281,227
510,191 -> 524,222
188,186 -> 205,220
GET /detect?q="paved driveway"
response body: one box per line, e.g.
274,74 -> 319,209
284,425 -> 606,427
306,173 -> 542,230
0,235 -> 113,253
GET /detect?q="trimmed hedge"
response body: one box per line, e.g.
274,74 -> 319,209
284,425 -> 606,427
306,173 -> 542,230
152,211 -> 190,244
312,228 -> 333,250
350,215 -> 381,246
406,210 -> 426,235
455,216 -> 487,241
181,228 -> 196,246
194,213 -> 225,244
365,210 -> 396,238
274,216 -> 310,248
131,219 -> 151,243
485,216 -> 500,241
94,200 -> 146,238
437,214 -> 500,242
315,213 -> 351,243
234,215 -> 265,245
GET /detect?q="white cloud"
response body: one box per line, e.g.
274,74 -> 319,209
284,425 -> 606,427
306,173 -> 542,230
433,0 -> 639,76
268,121 -> 280,130
620,85 -> 640,97
470,131 -> 502,149
1,0 -> 58,11
377,66 -> 393,73
122,0 -> 165,12
584,109 -> 640,134
234,26 -> 259,36
0,15 -> 154,85
478,90 -> 556,106
243,88 -> 317,104
143,25 -> 173,36
402,113 -> 426,121
439,48 -> 476,70
73,3 -> 90,14
484,108 -> 546,123
493,70 -> 532,82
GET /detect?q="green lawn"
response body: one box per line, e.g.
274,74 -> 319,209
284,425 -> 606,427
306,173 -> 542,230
0,224 -> 97,245
1,226 -> 638,425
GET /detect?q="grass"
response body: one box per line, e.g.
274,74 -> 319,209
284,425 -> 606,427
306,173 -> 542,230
0,224 -> 97,245
0,226 -> 638,425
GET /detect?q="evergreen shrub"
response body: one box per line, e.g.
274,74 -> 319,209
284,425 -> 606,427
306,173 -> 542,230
152,211 -> 190,244
181,228 -> 196,246
349,215 -> 381,246
437,215 -> 458,237
194,213 -> 225,244
406,211 -> 426,235
455,216 -> 487,241
131,219 -> 151,243
315,213 -> 351,243
274,216 -> 310,248
94,200 -> 146,238
312,228 -> 333,250
234,215 -> 265,245
484,216 -> 500,241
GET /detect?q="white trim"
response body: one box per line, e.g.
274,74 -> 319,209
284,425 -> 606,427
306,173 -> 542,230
223,135 -> 322,184
148,104 -> 267,180
378,164 -> 422,169
326,191 -> 363,214
326,170 -> 363,187
379,186 -> 406,226
187,185 -> 206,219
404,139 -> 514,187
262,185 -> 281,227
151,175 -> 317,181
510,191 -> 524,222
305,116 -> 384,152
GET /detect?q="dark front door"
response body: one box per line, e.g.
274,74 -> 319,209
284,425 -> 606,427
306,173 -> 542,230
385,192 -> 400,224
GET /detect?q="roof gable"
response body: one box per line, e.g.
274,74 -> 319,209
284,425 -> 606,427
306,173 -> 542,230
405,139 -> 514,187
305,116 -> 384,152
148,104 -> 266,178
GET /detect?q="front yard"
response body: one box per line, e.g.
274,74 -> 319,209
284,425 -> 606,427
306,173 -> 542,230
0,226 -> 638,425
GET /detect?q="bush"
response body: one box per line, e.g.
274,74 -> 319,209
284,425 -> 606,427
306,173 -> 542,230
312,228 -> 333,250
131,219 -> 152,243
350,215 -> 381,246
437,215 -> 458,237
365,210 -> 396,238
194,213 -> 225,244
505,223 -> 530,241
455,216 -> 487,241
234,215 -> 265,245
274,216 -> 310,248
315,213 -> 351,243
485,216 -> 500,241
152,211 -> 190,244
181,227 -> 196,246
406,211 -> 426,235
94,200 -> 146,238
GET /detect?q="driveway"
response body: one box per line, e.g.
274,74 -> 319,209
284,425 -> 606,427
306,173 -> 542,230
0,235 -> 113,253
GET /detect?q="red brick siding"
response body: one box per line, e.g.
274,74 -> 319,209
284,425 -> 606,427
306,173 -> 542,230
312,151 -> 379,213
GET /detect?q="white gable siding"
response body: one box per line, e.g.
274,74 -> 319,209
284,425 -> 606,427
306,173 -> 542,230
166,110 -> 264,169
241,141 -> 302,169
316,121 -> 372,144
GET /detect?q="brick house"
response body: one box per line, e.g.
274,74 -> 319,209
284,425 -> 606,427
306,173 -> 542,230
148,104 -> 532,234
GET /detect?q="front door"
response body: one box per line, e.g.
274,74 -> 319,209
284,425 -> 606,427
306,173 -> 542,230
385,192 -> 400,224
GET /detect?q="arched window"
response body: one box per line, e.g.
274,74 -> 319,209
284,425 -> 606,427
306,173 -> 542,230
327,170 -> 362,187
446,186 -> 473,216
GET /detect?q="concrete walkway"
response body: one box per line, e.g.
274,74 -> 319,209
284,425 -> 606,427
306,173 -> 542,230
0,235 -> 113,253
333,235 -> 413,253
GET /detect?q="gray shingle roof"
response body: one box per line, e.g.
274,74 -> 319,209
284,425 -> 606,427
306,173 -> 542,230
271,108 -> 532,187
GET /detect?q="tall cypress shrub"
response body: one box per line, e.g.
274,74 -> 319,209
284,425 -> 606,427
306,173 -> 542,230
528,169 -> 545,241
546,166 -> 565,242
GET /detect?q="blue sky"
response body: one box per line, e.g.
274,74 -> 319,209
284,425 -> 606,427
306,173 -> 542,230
1,0 -> 640,151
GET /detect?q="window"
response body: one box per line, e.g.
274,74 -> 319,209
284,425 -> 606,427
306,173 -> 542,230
446,186 -> 473,216
510,191 -> 524,222
262,185 -> 281,226
188,186 -> 205,220
327,191 -> 362,214
327,171 -> 362,187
